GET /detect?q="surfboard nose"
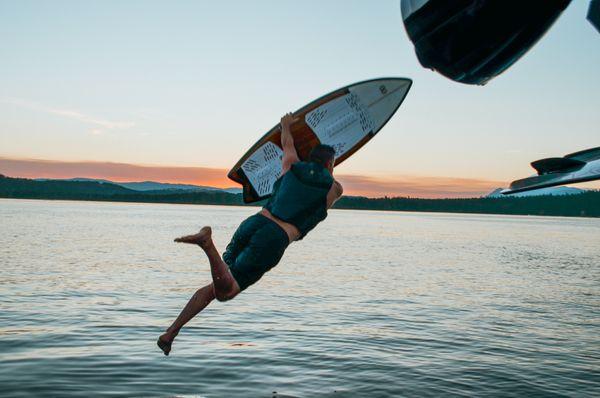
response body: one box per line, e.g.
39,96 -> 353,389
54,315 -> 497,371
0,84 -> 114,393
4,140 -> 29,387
348,78 -> 412,134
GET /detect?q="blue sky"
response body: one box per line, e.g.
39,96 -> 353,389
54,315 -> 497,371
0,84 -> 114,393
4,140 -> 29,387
0,0 -> 598,194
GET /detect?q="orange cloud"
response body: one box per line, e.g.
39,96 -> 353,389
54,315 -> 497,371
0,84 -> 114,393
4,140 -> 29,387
0,157 -> 504,198
336,174 -> 504,198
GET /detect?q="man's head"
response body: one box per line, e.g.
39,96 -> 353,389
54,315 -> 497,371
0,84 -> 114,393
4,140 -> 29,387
309,144 -> 336,173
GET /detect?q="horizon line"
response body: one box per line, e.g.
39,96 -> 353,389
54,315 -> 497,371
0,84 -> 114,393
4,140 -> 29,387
0,156 -> 509,199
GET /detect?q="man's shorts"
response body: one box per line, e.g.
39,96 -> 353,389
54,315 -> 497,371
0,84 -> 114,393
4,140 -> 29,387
223,213 -> 290,291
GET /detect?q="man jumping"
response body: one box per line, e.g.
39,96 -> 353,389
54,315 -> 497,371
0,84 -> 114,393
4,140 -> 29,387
157,113 -> 344,355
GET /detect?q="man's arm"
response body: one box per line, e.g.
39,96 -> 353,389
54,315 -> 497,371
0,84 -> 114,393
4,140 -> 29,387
326,180 -> 343,209
280,113 -> 300,175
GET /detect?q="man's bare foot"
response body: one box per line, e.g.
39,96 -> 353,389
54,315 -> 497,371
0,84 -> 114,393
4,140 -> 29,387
174,226 -> 212,249
157,331 -> 176,356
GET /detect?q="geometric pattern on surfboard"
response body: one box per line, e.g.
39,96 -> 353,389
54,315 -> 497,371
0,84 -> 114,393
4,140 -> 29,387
305,91 -> 375,159
240,141 -> 283,197
242,91 -> 375,198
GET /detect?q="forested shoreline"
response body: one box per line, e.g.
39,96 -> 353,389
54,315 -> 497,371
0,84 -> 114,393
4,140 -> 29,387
1,175 -> 598,217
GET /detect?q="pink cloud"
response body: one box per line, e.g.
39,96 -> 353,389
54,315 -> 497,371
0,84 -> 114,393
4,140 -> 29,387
0,157 -> 231,187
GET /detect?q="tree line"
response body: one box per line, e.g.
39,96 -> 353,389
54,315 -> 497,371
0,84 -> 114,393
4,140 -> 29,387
1,175 -> 598,217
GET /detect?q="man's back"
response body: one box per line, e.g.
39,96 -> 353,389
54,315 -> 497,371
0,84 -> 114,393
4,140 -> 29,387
264,161 -> 333,240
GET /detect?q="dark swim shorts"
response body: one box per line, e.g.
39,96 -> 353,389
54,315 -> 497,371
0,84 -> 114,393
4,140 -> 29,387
223,213 -> 289,291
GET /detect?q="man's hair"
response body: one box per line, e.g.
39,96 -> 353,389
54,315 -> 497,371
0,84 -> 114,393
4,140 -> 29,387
309,144 -> 335,167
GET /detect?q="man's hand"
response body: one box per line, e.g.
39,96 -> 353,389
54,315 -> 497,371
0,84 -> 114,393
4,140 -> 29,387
326,180 -> 343,209
280,112 -> 300,175
281,113 -> 295,133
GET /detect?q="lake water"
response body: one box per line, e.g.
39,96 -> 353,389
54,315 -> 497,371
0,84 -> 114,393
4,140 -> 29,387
1,199 -> 599,397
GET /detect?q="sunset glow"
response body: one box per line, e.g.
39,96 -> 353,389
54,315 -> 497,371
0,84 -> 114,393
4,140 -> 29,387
1,157 -> 506,198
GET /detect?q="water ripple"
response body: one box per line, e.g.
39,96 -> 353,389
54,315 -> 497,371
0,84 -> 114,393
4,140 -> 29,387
1,200 -> 599,397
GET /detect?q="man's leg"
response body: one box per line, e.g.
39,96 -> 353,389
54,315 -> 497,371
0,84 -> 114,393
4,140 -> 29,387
158,226 -> 241,355
158,283 -> 215,355
174,226 -> 241,300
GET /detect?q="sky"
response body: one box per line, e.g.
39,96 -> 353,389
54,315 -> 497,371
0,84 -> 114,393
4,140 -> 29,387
1,0 -> 599,197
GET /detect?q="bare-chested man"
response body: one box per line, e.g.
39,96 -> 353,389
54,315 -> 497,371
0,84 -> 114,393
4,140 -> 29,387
158,113 -> 343,355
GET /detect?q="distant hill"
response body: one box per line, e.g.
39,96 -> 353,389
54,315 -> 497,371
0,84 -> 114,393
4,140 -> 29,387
487,186 -> 586,198
3,175 -> 243,205
2,175 -> 599,217
3,176 -> 135,197
35,177 -> 243,194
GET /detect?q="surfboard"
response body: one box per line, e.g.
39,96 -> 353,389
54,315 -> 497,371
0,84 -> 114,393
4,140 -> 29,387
228,77 -> 412,203
501,147 -> 600,195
